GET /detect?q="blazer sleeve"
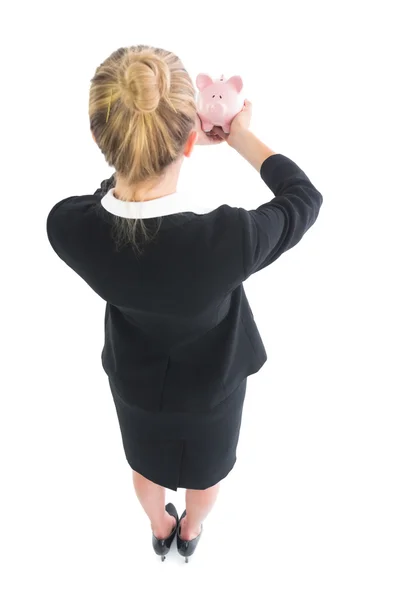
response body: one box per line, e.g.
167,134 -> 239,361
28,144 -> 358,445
238,154 -> 323,279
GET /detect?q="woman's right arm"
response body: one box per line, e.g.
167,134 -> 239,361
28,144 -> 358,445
225,101 -> 323,279
228,128 -> 277,170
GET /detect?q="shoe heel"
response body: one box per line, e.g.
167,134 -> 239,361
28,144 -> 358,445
152,537 -> 170,561
177,510 -> 203,563
152,503 -> 178,561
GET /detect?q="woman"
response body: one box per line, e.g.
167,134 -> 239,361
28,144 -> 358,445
46,44 -> 323,562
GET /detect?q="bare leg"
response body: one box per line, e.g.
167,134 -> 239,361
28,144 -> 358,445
132,470 -> 176,539
180,483 -> 220,541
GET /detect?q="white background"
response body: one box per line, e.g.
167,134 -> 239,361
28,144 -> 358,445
1,0 -> 399,598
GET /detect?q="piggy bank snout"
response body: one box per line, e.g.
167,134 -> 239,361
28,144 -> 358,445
209,102 -> 225,115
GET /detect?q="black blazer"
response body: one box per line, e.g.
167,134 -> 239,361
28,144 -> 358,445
46,154 -> 323,413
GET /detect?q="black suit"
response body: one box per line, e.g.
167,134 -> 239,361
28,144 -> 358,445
46,154 -> 323,489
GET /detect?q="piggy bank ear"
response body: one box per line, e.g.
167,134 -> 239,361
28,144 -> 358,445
196,73 -> 213,91
226,76 -> 243,93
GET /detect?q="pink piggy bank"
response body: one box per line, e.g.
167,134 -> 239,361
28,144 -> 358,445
196,73 -> 244,134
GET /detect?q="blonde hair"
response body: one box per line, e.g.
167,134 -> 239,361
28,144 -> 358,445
89,45 -> 197,254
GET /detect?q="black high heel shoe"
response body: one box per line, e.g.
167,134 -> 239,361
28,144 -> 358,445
177,510 -> 203,563
152,503 -> 178,562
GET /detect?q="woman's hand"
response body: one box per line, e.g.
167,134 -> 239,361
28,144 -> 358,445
214,99 -> 253,146
195,114 -> 226,146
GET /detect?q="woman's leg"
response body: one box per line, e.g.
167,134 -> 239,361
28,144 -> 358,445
180,483 -> 221,541
132,470 -> 176,539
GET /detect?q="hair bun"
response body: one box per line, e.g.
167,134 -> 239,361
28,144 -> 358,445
119,52 -> 171,113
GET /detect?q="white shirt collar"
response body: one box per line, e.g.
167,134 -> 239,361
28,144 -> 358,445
101,188 -> 214,219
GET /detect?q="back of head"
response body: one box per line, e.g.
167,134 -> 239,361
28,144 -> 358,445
89,45 -> 197,189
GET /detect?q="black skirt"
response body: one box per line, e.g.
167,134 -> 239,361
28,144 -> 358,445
107,377 -> 248,491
